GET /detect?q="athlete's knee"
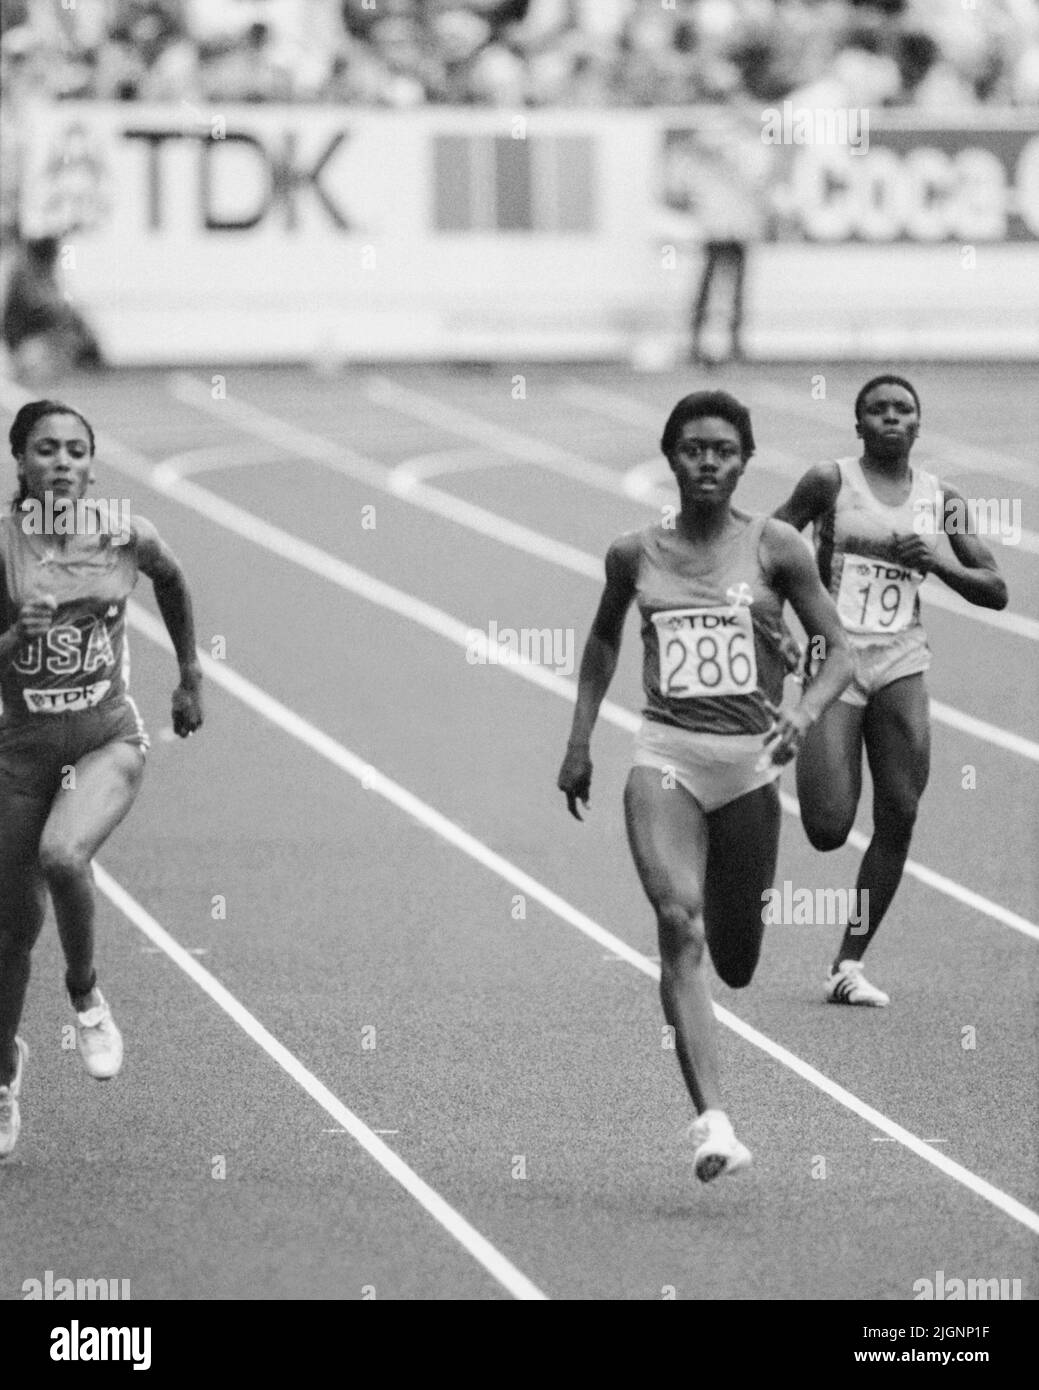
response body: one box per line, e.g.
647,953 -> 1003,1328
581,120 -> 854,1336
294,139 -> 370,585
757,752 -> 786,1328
802,816 -> 854,853
716,958 -> 756,990
656,898 -> 706,963
798,786 -> 856,850
37,837 -> 92,888
710,920 -> 762,989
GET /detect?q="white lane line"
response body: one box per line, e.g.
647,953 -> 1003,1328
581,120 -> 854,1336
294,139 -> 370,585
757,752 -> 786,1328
164,379 -> 604,580
776,783 -> 1039,938
160,380 -> 1039,764
928,701 -> 1039,764
0,379 -> 1032,938
124,603 -> 1039,1240
94,857 -> 547,1301
365,373 -> 635,497
389,448 -> 514,488
392,476 -> 603,578
366,376 -> 1039,641
148,443 -> 275,479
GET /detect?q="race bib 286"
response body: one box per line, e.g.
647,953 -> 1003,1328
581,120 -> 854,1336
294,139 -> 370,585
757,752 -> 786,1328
653,607 -> 757,699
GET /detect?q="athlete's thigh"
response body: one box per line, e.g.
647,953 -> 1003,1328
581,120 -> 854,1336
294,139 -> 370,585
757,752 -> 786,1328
863,674 -> 931,808
796,698 -> 865,832
0,787 -> 52,877
0,729 -> 56,874
40,739 -> 145,861
623,766 -> 709,911
703,781 -> 781,973
0,776 -> 50,946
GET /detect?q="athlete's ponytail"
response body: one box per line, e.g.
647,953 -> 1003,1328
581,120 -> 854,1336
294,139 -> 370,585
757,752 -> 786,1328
8,399 -> 96,508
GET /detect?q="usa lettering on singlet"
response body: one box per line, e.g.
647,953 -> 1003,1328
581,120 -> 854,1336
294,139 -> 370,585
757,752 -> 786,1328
0,509 -> 140,717
635,516 -> 788,737
813,457 -> 942,639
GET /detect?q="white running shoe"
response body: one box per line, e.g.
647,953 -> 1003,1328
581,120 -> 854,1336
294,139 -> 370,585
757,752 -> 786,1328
75,992 -> 123,1079
826,960 -> 890,1007
687,1109 -> 753,1183
0,1037 -> 29,1158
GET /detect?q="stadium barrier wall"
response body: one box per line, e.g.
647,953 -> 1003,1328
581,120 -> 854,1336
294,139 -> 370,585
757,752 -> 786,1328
18,104 -> 1039,362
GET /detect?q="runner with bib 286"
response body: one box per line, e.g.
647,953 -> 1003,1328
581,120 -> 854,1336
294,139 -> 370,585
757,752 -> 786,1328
772,375 -> 1008,1007
558,391 -> 852,1182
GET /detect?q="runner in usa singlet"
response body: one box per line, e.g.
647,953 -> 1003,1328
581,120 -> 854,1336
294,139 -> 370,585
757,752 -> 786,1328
0,504 -> 138,719
1,399 -> 204,1160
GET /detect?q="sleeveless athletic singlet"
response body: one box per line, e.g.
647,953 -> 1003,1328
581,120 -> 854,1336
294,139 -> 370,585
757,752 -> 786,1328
635,515 -> 787,737
813,456 -> 942,641
0,505 -> 140,718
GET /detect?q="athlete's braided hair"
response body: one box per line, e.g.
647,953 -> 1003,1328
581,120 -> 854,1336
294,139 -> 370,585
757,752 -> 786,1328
854,375 -> 921,421
8,399 -> 96,506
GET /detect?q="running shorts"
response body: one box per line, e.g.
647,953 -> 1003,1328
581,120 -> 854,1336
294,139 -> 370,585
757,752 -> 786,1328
0,700 -> 149,809
837,627 -> 931,708
632,718 -> 780,814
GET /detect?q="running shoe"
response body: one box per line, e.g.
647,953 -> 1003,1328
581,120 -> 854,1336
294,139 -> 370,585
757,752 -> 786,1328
0,1037 -> 29,1158
75,992 -> 123,1079
826,960 -> 890,1007
686,1109 -> 753,1183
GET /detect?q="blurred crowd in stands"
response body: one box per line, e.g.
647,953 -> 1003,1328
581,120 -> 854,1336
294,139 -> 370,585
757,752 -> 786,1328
2,0 -> 1038,108
1,0 -> 1037,378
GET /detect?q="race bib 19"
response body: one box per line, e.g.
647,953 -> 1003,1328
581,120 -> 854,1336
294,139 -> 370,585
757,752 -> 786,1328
653,607 -> 757,699
836,554 -> 921,634
23,680 -> 111,714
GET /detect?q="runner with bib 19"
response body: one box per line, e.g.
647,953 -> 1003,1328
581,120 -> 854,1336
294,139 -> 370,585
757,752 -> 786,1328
772,375 -> 1008,1008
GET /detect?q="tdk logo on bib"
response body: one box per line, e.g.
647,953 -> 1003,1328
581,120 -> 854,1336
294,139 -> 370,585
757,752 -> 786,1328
854,561 -> 914,582
662,612 -> 739,631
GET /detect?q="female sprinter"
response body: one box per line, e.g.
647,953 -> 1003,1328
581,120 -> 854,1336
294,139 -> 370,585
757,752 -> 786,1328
0,400 -> 203,1157
557,391 -> 852,1181
773,375 -> 1007,1006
